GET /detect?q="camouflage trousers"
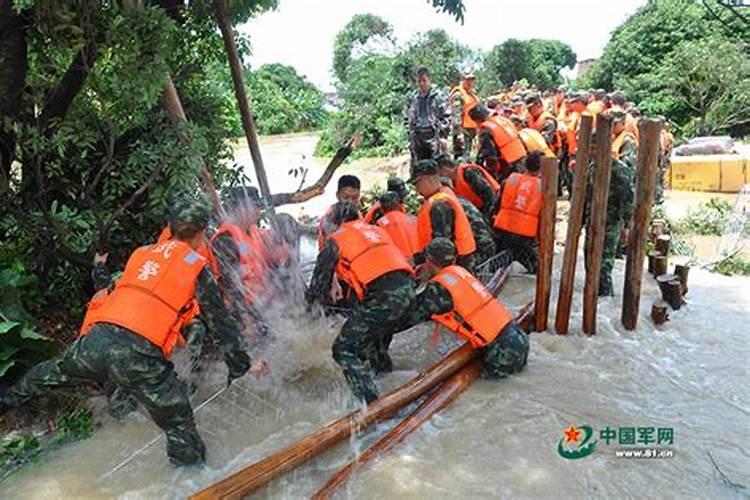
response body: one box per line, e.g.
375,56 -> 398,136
452,129 -> 476,161
585,219 -> 624,297
479,320 -> 530,379
410,128 -> 443,163
332,272 -> 416,404
4,325 -> 205,466
494,230 -> 539,274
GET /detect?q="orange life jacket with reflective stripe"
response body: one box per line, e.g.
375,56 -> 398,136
480,116 -> 527,165
417,187 -> 476,257
450,84 -> 480,130
611,130 -> 638,159
211,222 -> 268,302
330,220 -> 413,301
493,173 -> 543,238
454,163 -> 500,210
79,241 -> 205,357
519,128 -> 556,158
431,265 -> 513,348
376,211 -> 419,261
158,227 -> 218,276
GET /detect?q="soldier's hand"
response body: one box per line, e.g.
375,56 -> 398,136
93,252 -> 109,265
226,350 -> 251,386
249,358 -> 269,378
330,278 -> 344,303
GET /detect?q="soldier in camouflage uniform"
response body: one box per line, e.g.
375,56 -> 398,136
436,154 -> 498,221
0,193 -> 266,466
449,74 -> 479,160
306,202 -> 416,404
439,176 -> 497,266
584,129 -> 636,296
398,238 -> 528,379
407,67 -> 450,164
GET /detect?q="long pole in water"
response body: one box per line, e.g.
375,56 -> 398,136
103,386 -> 228,478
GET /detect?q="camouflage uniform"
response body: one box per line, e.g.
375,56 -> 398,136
450,91 -> 477,160
456,195 -> 497,266
412,198 -> 476,273
584,157 -> 635,296
306,239 -> 416,403
1,195 -> 252,466
407,86 -> 450,163
457,166 -> 498,221
476,129 -> 525,182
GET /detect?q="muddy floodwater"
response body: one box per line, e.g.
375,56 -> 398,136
2,134 -> 749,499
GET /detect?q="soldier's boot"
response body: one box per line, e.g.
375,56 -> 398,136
164,422 -> 206,467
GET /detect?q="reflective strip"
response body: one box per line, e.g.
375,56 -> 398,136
184,251 -> 201,265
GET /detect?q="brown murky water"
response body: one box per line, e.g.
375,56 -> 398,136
2,134 -> 748,499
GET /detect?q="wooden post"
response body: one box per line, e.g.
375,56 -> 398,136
651,301 -> 669,325
674,264 -> 690,295
555,114 -> 593,335
534,156 -> 558,332
657,274 -> 683,309
647,250 -> 661,275
622,118 -> 663,330
655,234 -> 671,256
582,113 -> 614,335
214,0 -> 275,214
653,255 -> 668,276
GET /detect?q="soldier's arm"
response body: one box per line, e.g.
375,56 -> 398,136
450,92 -> 463,136
210,233 -> 245,310
435,91 -> 451,138
620,139 -> 638,169
477,130 -> 500,171
194,267 -> 251,375
398,282 -> 454,330
430,200 -> 456,242
541,117 -> 557,145
464,168 -> 496,218
305,238 -> 339,305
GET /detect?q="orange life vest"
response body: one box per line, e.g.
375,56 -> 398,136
376,211 -> 419,261
585,100 -> 605,117
158,226 -> 217,276
450,84 -> 480,130
454,163 -> 500,210
330,220 -> 413,301
611,130 -> 638,159
480,116 -> 527,165
431,265 -> 513,348
79,241 -> 205,357
566,110 -> 582,157
211,222 -> 268,302
493,173 -> 543,238
527,110 -> 559,146
519,128 -> 556,158
417,187 -> 476,257
625,113 -> 640,143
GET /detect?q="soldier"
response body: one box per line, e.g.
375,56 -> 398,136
375,191 -> 419,261
510,115 -> 557,160
490,151 -> 544,273
364,177 -> 409,225
436,154 -> 499,221
407,66 -> 450,163
398,238 -> 529,379
584,125 -> 636,296
449,73 -> 480,160
469,105 -> 527,182
306,202 -> 416,403
318,175 -> 362,248
611,110 -> 638,167
0,193 -> 267,466
410,159 -> 477,273
525,94 -> 559,153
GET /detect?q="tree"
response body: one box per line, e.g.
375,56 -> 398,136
332,14 -> 394,83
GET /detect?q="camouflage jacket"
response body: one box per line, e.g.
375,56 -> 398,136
406,85 -> 450,139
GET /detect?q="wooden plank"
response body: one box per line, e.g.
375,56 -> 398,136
582,113 -> 614,335
311,361 -> 483,500
622,118 -> 664,330
534,156 -> 559,332
554,115 -> 593,335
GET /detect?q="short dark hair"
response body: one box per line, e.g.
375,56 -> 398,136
169,220 -> 203,241
610,91 -> 627,106
337,175 -> 360,191
468,105 -> 489,122
330,201 -> 360,225
379,191 -> 401,212
525,150 -> 542,172
416,66 -> 430,78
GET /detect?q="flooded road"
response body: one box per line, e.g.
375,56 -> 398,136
2,133 -> 749,499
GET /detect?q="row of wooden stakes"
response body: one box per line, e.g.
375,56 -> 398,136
646,230 -> 690,325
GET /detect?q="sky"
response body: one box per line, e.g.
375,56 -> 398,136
240,0 -> 648,92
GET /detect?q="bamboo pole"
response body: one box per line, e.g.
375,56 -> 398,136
213,0 -> 275,215
582,113 -> 614,335
555,115 -> 593,335
534,156 -> 559,332
622,118 -> 663,330
311,361 -> 483,500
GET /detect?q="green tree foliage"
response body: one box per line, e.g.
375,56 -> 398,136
332,14 -> 394,83
578,0 -> 748,136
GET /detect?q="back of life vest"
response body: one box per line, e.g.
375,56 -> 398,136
430,265 -> 513,348
454,163 -> 500,210
81,241 -> 205,357
417,187 -> 477,257
159,226 -> 218,276
519,128 -> 556,158
212,222 -> 269,302
331,220 -> 413,300
450,85 -> 480,130
377,211 -> 419,261
481,116 -> 527,165
493,173 -> 543,238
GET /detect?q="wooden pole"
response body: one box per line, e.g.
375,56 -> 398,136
674,264 -> 690,295
534,156 -> 558,332
554,114 -> 593,335
653,255 -> 668,277
214,0 -> 275,214
190,344 -> 477,500
582,113 -> 614,335
311,361 -> 483,500
657,274 -> 684,309
622,118 -> 663,330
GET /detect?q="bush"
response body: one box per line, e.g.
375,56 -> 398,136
672,198 -> 733,236
715,255 -> 750,277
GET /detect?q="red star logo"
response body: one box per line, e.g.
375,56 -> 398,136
563,425 -> 582,444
